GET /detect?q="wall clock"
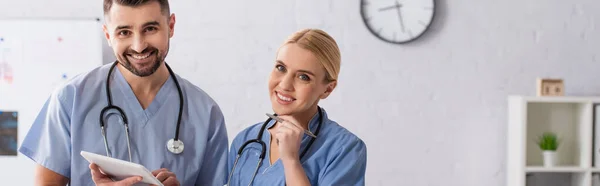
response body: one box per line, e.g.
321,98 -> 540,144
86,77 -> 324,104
360,0 -> 436,44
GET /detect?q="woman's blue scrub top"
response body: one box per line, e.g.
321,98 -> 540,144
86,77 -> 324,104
227,108 -> 367,185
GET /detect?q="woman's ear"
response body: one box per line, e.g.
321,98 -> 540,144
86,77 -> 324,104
319,81 -> 337,99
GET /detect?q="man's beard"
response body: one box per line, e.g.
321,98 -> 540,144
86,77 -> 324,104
119,46 -> 163,77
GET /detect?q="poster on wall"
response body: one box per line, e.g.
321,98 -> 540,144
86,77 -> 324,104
0,38 -> 15,86
0,111 -> 18,156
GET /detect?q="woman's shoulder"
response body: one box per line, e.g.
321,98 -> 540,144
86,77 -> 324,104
320,118 -> 367,152
230,121 -> 266,145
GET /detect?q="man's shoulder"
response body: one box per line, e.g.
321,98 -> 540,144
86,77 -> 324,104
50,63 -> 112,102
175,75 -> 219,107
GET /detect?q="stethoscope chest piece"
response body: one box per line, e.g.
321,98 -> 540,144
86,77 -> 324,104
167,139 -> 184,154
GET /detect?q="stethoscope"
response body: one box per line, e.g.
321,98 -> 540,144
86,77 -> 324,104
227,106 -> 324,186
99,61 -> 185,162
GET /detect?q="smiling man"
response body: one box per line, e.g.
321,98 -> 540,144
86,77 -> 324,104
18,0 -> 229,185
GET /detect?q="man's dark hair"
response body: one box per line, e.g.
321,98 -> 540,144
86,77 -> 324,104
103,0 -> 170,16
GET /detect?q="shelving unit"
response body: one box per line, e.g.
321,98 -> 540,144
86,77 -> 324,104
507,96 -> 600,186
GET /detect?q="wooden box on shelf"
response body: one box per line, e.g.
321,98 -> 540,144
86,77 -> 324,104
537,78 -> 565,96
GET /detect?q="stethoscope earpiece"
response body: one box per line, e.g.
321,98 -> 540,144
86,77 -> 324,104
167,138 -> 184,154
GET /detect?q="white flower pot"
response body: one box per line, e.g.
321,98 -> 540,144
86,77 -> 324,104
543,150 -> 557,167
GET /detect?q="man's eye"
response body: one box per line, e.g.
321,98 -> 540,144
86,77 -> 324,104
145,27 -> 157,32
118,30 -> 131,36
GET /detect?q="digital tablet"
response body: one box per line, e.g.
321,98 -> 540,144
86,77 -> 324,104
80,151 -> 163,186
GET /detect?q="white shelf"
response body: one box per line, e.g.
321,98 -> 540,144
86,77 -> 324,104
509,95 -> 600,103
526,166 -> 589,173
507,95 -> 599,186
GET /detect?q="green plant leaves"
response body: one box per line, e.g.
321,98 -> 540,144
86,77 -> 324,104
537,132 -> 559,151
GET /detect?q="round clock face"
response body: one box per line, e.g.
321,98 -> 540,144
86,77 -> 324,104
360,0 -> 435,44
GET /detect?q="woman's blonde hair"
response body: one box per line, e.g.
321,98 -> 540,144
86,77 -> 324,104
281,28 -> 341,82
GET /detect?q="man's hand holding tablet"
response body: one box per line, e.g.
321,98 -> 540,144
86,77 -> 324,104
81,151 -> 179,186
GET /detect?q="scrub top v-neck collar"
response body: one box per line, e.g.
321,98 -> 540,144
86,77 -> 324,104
112,66 -> 175,127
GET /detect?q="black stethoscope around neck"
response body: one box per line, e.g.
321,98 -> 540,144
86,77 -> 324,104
227,106 -> 324,186
99,61 -> 185,162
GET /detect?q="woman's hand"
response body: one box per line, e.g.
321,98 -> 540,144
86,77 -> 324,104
273,116 -> 312,186
273,116 -> 305,162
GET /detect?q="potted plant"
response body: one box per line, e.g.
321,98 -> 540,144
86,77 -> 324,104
537,132 -> 559,167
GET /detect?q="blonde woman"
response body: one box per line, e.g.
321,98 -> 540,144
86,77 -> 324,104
227,29 -> 367,186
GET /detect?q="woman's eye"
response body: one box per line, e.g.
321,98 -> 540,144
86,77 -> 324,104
299,74 -> 310,81
276,65 -> 286,72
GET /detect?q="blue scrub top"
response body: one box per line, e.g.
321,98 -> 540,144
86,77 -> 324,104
19,63 -> 229,186
227,108 -> 367,186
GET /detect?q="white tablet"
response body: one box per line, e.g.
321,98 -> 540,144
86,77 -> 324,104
80,151 -> 163,186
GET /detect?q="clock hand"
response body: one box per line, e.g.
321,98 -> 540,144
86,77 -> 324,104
376,1 -> 407,33
378,1 -> 407,34
395,1 -> 406,33
398,13 -> 406,33
379,5 -> 397,12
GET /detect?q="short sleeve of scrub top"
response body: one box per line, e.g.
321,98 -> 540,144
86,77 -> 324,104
19,81 -> 74,177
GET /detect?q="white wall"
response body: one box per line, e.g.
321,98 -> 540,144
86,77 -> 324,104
0,19 -> 103,186
3,0 -> 600,185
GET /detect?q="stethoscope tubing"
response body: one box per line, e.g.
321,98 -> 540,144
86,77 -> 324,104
99,61 -> 185,161
227,107 -> 324,185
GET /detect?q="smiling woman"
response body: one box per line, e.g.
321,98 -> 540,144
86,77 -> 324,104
227,28 -> 367,186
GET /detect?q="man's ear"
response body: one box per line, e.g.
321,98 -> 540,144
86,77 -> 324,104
102,24 -> 112,47
319,81 -> 337,99
168,13 -> 176,38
